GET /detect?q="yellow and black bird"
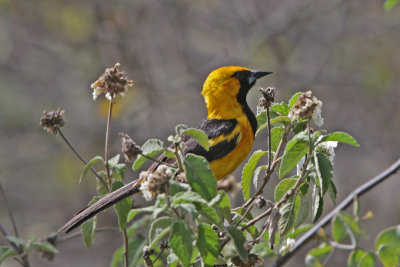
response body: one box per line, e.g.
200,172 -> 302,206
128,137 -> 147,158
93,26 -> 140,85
59,66 -> 272,233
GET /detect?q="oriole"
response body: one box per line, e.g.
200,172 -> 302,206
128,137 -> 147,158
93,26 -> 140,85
59,66 -> 272,233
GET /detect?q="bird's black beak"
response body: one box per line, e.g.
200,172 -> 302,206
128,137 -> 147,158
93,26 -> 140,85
249,70 -> 273,85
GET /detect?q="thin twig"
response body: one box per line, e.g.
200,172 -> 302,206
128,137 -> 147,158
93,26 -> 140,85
58,128 -> 109,190
273,158 -> 400,267
123,228 -> 129,267
105,98 -> 114,189
0,182 -> 19,237
174,145 -> 184,173
57,227 -> 120,243
267,104 -> 272,170
141,154 -> 176,169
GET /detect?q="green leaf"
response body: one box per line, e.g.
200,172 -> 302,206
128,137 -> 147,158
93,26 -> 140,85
181,128 -> 209,151
295,195 -> 310,228
169,180 -> 190,195
149,217 -> 173,243
79,156 -> 104,183
375,225 -> 400,253
112,181 -> 132,230
327,180 -> 337,204
271,102 -> 290,116
314,152 -> 333,194
226,225 -> 248,263
275,178 -> 297,202
132,139 -> 164,171
108,154 -> 120,166
348,249 -> 374,267
172,190 -> 207,204
194,202 -> 220,225
332,215 -> 347,242
127,207 -> 154,222
82,216 -> 97,248
197,224 -> 219,265
111,163 -> 126,181
270,126 -> 284,152
289,92 -> 302,107
319,132 -> 359,147
270,116 -> 291,125
170,221 -> 194,267
378,245 -> 399,267
167,252 -> 179,267
32,242 -> 58,254
175,124 -> 189,135
253,165 -> 267,190
0,246 -> 18,264
339,212 -> 361,245
279,132 -> 309,178
278,195 -> 301,236
384,0 -> 400,11
5,236 -> 25,247
184,154 -> 217,201
312,185 -> 323,223
287,224 -> 313,239
241,150 -> 267,201
359,253 -> 376,267
256,107 -> 267,129
210,190 -> 232,223
306,245 -> 333,267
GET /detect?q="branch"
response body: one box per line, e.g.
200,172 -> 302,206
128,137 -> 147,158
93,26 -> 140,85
273,158 -> 400,267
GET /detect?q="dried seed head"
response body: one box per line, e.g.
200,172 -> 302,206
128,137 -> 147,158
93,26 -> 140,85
40,107 -> 65,135
139,165 -> 174,201
288,91 -> 324,126
258,87 -> 275,108
91,62 -> 133,101
119,133 -> 142,162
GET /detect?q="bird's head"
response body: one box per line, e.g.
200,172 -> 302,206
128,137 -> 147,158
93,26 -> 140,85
201,66 -> 272,115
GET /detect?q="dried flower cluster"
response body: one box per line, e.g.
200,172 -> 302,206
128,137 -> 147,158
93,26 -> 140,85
91,62 -> 134,101
140,165 -> 174,201
258,87 -> 275,108
119,133 -> 142,162
289,90 -> 324,126
40,108 -> 65,135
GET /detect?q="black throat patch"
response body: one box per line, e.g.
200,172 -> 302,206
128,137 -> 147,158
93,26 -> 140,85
232,70 -> 257,136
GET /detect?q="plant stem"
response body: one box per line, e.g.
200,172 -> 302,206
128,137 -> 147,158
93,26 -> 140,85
0,182 -> 19,237
57,128 -> 109,191
267,104 -> 272,171
174,144 -> 184,173
141,154 -> 176,169
105,98 -> 114,190
123,228 -> 129,267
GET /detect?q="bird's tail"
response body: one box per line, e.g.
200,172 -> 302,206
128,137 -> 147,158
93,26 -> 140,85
58,179 -> 141,233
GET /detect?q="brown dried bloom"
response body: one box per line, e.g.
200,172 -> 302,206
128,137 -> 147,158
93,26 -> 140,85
91,62 -> 133,101
140,165 -> 174,201
288,90 -> 324,126
258,87 -> 275,108
40,108 -> 65,135
119,133 -> 142,162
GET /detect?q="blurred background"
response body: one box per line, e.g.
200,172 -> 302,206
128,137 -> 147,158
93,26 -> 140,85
0,0 -> 399,266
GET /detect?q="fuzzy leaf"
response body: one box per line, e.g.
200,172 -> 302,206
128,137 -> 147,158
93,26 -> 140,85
79,156 -> 104,183
82,217 -> 97,248
312,185 -> 323,223
289,92 -> 302,107
319,132 -> 359,147
279,133 -> 309,178
149,217 -> 173,244
184,154 -> 217,201
275,178 -> 297,202
170,221 -> 194,267
197,224 -> 219,265
112,181 -> 132,230
226,225 -> 248,263
242,150 -> 267,201
181,128 -> 209,151
314,152 -> 333,194
132,139 -> 164,171
278,195 -> 301,236
0,246 -> 18,264
270,126 -> 285,152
